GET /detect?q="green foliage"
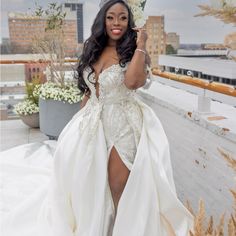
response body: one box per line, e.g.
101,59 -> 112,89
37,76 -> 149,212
34,2 -> 66,31
166,44 -> 177,55
140,0 -> 147,10
32,2 -> 68,87
25,78 -> 41,106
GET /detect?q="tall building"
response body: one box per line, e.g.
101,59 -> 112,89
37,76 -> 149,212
61,0 -> 84,44
8,1 -> 84,56
166,32 -> 180,51
0,38 -> 11,54
145,16 -> 166,68
8,13 -> 45,54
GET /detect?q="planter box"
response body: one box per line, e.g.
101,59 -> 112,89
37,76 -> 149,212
39,98 -> 80,139
20,113 -> 40,128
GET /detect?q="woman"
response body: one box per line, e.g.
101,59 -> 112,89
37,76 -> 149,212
77,0 -> 150,213
1,0 -> 193,235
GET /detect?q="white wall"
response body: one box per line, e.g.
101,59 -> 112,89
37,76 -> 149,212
0,64 -> 25,82
159,55 -> 236,79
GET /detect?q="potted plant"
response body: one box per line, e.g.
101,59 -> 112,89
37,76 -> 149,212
33,80 -> 82,139
14,80 -> 41,128
32,3 -> 82,139
14,100 -> 40,128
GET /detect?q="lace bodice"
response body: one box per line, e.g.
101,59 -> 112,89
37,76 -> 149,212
84,64 -> 136,104
82,63 -> 143,170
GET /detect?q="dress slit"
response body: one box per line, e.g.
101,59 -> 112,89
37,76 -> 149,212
107,144 -> 131,207
107,145 -> 132,171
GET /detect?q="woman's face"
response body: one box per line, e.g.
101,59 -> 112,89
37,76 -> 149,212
105,3 -> 129,44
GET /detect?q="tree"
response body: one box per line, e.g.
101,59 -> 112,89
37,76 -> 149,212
195,0 -> 236,26
166,44 -> 177,55
32,2 -> 67,87
196,0 -> 236,61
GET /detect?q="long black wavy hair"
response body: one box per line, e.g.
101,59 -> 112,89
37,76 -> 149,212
76,0 -> 137,95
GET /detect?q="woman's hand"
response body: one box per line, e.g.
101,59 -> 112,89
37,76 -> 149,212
132,27 -> 150,66
124,27 -> 150,90
132,27 -> 148,49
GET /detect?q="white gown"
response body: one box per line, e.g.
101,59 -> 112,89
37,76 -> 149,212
0,64 -> 193,236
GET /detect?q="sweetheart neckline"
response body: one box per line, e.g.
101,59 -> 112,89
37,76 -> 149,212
84,64 -> 122,101
84,63 -> 125,82
92,63 -> 121,82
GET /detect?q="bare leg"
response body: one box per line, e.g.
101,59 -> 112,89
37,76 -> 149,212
108,147 -> 130,214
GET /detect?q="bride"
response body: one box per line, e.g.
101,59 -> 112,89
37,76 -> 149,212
1,0 -> 193,235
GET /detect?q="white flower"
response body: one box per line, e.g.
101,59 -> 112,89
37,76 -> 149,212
127,0 -> 147,27
128,0 -> 138,5
35,81 -> 82,104
14,100 -> 39,115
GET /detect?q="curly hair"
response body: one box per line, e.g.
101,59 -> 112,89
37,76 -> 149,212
76,0 -> 137,95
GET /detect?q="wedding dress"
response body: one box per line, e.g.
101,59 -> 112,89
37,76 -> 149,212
0,63 -> 193,236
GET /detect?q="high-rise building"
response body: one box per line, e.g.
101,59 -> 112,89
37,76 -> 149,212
8,1 -> 84,56
166,32 -> 180,51
0,38 -> 11,54
61,0 -> 84,44
145,16 -> 166,68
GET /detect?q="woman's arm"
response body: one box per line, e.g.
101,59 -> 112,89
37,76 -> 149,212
124,28 -> 149,90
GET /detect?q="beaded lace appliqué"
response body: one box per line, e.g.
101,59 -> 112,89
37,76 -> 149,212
79,64 -> 143,144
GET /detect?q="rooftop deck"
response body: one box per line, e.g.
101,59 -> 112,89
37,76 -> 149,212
0,79 -> 235,221
0,119 -> 48,151
1,77 -> 235,151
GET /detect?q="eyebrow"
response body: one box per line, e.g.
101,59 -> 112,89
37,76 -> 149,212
107,11 -> 128,15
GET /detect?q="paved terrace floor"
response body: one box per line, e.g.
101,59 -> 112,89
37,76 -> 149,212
0,119 -> 48,151
0,81 -> 235,220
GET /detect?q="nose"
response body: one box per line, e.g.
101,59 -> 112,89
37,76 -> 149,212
113,17 -> 120,26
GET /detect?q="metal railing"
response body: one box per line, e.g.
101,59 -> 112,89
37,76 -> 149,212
0,59 -> 78,64
152,69 -> 236,97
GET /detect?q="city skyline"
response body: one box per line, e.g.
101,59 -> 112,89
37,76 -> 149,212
1,0 -> 235,44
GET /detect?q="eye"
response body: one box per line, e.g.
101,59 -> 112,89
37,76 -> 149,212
106,16 -> 113,20
121,16 -> 127,20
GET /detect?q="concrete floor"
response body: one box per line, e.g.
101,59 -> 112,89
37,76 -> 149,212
0,119 -> 48,151
1,94 -> 235,220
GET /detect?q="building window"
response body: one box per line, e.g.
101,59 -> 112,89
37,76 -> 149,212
72,4 -> 76,11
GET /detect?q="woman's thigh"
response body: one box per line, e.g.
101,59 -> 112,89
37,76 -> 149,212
108,146 -> 130,193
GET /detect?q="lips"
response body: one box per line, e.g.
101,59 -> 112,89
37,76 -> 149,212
111,28 -> 122,35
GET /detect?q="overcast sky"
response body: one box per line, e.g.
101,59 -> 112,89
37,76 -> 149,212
1,0 -> 235,44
